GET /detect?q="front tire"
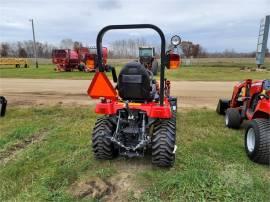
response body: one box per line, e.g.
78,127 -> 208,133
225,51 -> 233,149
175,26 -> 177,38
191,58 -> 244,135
245,119 -> 270,165
216,99 -> 230,115
92,116 -> 116,159
225,108 -> 241,129
152,120 -> 176,167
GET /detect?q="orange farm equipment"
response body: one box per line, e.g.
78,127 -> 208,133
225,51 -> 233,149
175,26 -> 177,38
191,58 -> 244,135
84,47 -> 108,72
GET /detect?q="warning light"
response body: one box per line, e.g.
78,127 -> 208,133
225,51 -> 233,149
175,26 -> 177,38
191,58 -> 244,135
169,53 -> 180,69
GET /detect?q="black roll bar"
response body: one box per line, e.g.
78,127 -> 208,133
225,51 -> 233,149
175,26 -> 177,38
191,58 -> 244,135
96,24 -> 166,106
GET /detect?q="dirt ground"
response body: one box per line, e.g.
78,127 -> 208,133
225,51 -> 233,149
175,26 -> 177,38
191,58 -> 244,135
0,78 -> 235,109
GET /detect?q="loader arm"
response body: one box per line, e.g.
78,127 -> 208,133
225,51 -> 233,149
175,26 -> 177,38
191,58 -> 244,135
230,79 -> 252,108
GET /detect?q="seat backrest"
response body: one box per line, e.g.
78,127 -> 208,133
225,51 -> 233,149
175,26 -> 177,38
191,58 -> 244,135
118,62 -> 152,101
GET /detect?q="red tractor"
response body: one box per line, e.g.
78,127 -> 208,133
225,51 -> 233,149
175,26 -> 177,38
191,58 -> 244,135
217,79 -> 270,164
88,24 -> 181,167
52,49 -> 79,71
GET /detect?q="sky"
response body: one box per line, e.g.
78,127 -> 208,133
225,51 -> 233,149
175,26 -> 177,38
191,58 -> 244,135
0,0 -> 269,52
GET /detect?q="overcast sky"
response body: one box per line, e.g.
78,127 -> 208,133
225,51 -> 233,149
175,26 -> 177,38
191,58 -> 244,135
0,0 -> 269,52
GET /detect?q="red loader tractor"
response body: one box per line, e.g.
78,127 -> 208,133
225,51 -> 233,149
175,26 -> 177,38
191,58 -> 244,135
217,79 -> 270,164
88,24 -> 181,167
52,49 -> 79,71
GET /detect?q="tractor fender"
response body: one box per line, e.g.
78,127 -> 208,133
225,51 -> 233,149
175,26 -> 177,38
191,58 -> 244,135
251,99 -> 270,119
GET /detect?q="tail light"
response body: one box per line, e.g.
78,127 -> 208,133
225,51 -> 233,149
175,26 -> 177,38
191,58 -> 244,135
168,53 -> 181,69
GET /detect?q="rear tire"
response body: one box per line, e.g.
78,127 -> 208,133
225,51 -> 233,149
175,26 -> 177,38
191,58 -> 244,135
152,60 -> 159,76
92,116 -> 116,159
152,120 -> 176,167
225,108 -> 241,129
216,99 -> 230,115
245,119 -> 270,165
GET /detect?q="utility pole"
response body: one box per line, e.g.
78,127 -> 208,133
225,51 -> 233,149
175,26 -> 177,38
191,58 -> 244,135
29,19 -> 38,68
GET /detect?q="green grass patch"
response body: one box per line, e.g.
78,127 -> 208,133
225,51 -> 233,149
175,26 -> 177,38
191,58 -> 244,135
1,61 -> 269,81
0,106 -> 269,201
0,64 -> 94,80
139,111 -> 270,201
167,65 -> 270,81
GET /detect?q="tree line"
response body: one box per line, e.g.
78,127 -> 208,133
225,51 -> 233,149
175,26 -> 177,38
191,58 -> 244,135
0,38 -> 264,58
0,41 -> 56,58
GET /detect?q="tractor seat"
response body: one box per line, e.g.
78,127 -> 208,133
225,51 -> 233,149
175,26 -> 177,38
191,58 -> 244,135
118,61 -> 153,101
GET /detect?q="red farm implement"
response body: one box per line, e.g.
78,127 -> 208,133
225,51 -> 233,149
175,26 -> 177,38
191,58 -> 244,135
217,79 -> 270,164
52,49 -> 79,71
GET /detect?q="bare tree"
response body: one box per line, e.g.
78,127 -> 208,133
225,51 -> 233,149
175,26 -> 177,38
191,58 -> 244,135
110,37 -> 148,58
73,41 -> 82,52
180,41 -> 207,58
181,41 -> 193,58
60,38 -> 74,49
0,43 -> 10,57
17,42 -> 28,57
24,40 -> 34,57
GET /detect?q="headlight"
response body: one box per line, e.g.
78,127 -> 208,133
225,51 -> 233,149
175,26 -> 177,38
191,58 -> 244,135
171,35 -> 181,46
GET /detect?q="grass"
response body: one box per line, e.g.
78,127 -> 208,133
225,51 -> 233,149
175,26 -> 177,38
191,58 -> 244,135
166,65 -> 270,81
0,106 -> 269,201
0,60 -> 269,81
